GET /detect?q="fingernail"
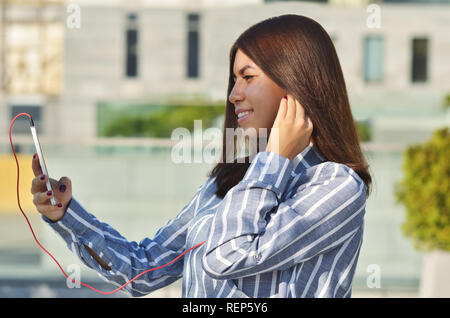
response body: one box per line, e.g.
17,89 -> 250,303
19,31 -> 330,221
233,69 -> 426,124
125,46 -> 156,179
59,184 -> 66,193
47,190 -> 52,196
33,153 -> 36,159
283,95 -> 287,99
40,175 -> 45,180
57,203 -> 63,208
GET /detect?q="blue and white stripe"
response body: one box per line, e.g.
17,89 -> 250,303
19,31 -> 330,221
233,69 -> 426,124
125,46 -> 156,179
42,142 -> 367,298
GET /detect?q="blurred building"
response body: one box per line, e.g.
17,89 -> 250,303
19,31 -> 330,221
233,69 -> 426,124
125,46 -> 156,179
0,0 -> 63,135
1,0 -> 449,141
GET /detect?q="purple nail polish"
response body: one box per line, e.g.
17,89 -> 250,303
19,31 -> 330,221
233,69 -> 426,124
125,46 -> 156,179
59,184 -> 66,193
57,203 -> 63,208
47,190 -> 52,196
33,154 -> 36,159
40,175 -> 45,180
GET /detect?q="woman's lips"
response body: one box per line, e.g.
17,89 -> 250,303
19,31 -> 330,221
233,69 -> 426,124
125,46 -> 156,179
237,110 -> 254,124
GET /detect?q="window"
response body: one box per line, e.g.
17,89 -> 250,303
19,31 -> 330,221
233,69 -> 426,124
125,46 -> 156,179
363,36 -> 384,83
187,13 -> 200,79
411,37 -> 428,83
10,105 -> 42,138
125,13 -> 139,78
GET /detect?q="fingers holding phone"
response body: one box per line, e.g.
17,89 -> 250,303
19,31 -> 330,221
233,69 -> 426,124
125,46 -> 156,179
31,154 -> 72,222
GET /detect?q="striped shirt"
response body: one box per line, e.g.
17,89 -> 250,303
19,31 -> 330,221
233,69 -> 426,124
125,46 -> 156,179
42,142 -> 367,298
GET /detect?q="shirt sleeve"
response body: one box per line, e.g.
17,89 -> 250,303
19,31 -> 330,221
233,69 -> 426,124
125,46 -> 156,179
42,180 -> 208,297
202,151 -> 367,280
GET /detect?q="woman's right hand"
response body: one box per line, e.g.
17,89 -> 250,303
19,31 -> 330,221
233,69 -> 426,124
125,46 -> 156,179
266,94 -> 313,161
31,153 -> 72,222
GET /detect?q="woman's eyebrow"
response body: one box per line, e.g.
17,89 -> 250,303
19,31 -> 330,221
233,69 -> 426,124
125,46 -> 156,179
232,65 -> 255,78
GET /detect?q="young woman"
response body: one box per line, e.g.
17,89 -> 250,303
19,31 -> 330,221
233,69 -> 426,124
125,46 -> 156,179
31,14 -> 372,298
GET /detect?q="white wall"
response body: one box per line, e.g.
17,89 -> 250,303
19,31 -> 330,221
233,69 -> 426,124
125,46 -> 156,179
2,2 -> 450,141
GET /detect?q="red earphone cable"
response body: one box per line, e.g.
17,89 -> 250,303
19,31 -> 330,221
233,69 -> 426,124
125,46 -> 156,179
9,112 -> 205,295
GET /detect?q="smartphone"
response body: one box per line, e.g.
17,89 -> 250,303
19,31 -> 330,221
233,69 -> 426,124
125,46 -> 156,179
29,117 -> 57,206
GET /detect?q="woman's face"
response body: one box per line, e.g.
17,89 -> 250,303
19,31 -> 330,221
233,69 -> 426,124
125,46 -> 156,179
229,49 -> 286,138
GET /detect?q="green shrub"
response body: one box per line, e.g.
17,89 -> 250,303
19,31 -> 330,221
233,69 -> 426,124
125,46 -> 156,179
356,120 -> 372,142
101,103 -> 225,138
394,127 -> 450,252
443,93 -> 450,109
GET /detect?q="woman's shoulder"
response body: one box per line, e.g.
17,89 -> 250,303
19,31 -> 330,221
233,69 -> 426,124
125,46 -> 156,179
196,174 -> 218,196
305,160 -> 366,194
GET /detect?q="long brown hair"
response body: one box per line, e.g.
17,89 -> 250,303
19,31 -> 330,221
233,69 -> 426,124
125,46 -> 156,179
208,14 -> 372,199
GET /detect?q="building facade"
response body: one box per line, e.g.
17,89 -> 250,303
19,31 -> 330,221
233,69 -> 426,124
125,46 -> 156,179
1,0 -> 449,143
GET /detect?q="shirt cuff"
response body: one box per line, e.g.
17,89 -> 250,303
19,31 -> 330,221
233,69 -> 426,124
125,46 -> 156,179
242,151 -> 294,200
41,197 -> 93,238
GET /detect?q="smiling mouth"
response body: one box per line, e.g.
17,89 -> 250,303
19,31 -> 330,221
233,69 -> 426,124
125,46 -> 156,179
237,110 -> 254,123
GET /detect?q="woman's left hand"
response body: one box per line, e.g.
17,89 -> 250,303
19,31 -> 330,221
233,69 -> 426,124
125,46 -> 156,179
265,94 -> 314,161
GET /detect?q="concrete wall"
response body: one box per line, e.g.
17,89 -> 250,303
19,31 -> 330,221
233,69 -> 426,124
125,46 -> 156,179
2,2 -> 450,141
52,2 -> 450,140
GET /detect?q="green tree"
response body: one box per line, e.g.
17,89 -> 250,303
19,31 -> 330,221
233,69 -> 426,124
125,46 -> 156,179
394,127 -> 450,252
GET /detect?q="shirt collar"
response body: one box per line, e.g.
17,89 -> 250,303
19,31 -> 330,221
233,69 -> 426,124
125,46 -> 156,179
291,141 -> 327,173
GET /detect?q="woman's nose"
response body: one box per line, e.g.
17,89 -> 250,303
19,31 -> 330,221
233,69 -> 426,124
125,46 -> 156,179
229,87 -> 244,105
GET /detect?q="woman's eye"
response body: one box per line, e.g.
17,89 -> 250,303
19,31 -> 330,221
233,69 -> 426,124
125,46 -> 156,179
232,75 -> 253,82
